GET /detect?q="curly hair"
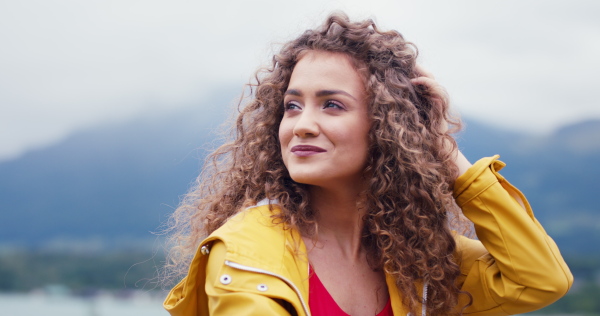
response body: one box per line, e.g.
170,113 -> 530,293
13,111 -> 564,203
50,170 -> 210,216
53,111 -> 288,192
163,12 -> 471,316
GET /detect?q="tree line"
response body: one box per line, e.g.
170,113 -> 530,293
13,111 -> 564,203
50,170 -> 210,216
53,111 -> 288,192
0,250 -> 598,314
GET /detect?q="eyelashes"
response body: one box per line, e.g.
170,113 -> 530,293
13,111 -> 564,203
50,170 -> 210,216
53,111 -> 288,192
283,100 -> 346,111
323,100 -> 344,110
284,101 -> 301,111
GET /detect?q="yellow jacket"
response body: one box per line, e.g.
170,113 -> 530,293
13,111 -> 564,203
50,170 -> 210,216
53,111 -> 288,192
164,156 -> 573,315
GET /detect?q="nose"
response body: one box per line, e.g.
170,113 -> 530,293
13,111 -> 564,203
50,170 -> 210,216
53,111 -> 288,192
293,107 -> 320,138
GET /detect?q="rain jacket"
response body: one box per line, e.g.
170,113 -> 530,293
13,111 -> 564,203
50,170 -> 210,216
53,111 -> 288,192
164,156 -> 573,315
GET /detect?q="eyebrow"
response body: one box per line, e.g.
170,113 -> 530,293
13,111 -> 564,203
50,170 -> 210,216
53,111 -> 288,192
284,89 -> 357,101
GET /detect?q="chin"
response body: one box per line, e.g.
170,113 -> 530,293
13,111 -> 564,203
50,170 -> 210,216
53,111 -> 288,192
289,174 -> 317,186
287,169 -> 324,186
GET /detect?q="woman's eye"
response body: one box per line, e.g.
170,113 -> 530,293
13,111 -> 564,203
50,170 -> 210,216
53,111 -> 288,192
323,100 -> 344,110
284,101 -> 301,111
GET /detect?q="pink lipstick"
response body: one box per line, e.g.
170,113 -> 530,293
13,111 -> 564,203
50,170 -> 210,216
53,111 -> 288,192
291,145 -> 326,157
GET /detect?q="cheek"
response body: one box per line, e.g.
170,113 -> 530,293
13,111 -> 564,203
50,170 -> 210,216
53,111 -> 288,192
279,118 -> 294,144
278,120 -> 290,147
357,117 -> 372,149
278,118 -> 294,162
278,121 -> 293,171
332,120 -> 370,150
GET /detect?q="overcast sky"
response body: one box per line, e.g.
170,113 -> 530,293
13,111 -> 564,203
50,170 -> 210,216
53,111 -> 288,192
0,0 -> 599,162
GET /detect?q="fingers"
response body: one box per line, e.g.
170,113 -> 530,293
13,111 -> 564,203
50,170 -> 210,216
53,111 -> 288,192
410,76 -> 448,101
410,63 -> 437,89
410,76 -> 437,87
410,65 -> 450,110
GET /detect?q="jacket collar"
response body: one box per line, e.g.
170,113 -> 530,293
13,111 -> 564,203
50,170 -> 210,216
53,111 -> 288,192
209,202 -> 311,314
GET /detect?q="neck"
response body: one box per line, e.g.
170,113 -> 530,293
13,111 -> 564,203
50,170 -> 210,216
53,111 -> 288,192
308,184 -> 366,259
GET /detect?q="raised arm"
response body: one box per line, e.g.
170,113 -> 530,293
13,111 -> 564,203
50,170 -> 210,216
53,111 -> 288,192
454,157 -> 573,315
411,66 -> 572,314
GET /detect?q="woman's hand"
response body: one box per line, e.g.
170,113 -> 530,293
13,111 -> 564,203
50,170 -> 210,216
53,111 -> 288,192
410,64 -> 472,178
410,64 -> 450,108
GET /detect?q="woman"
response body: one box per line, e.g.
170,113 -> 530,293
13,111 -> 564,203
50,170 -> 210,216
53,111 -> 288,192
163,13 -> 572,316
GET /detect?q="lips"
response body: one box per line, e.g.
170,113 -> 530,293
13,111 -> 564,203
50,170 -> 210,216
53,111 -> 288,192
290,145 -> 327,157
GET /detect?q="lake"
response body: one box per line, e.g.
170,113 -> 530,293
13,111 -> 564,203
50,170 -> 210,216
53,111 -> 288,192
0,291 -> 167,316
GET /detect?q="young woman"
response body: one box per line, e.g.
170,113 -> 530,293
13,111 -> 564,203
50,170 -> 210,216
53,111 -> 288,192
163,13 -> 572,316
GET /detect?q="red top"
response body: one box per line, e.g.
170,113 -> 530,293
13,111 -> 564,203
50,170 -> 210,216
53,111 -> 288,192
308,266 -> 393,316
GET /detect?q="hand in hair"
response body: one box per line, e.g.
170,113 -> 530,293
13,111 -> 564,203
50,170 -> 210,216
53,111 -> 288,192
411,65 -> 472,178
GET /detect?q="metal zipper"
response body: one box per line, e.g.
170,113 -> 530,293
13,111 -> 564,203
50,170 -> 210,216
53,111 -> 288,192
422,281 -> 428,316
224,260 -> 311,316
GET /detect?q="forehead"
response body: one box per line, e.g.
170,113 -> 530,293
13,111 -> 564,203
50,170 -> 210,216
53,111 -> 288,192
288,51 -> 366,96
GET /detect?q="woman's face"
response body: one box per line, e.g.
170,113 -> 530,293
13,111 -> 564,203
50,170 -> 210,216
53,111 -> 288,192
279,50 -> 370,188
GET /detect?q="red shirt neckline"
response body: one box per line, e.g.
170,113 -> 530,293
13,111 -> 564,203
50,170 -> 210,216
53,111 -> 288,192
308,265 -> 393,316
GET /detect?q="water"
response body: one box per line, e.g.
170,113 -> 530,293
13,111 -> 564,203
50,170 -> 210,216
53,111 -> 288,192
0,293 -> 576,316
0,292 -> 167,316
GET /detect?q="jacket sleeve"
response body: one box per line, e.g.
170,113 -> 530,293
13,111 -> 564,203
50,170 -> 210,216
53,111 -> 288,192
205,241 -> 294,316
453,156 -> 573,315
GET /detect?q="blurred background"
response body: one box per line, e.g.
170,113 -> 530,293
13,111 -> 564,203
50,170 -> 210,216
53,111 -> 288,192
1,0 -> 599,315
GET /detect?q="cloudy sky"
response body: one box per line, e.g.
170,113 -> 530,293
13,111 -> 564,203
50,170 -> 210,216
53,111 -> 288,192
0,0 -> 598,161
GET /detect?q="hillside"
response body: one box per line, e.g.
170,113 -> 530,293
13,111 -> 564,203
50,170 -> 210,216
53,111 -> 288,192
0,89 -> 233,250
0,95 -> 599,255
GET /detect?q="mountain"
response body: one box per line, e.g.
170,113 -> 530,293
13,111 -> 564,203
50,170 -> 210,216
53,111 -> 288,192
1,92 -> 599,255
0,88 -> 233,250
